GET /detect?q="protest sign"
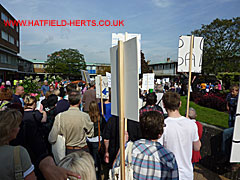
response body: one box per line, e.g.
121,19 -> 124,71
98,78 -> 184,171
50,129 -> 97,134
106,72 -> 111,88
178,35 -> 204,73
230,93 -> 240,162
142,73 -> 155,90
95,75 -> 109,99
81,70 -> 90,84
110,37 -> 139,122
112,32 -> 141,74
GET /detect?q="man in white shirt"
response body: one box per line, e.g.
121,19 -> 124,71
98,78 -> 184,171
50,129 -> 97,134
159,92 -> 201,180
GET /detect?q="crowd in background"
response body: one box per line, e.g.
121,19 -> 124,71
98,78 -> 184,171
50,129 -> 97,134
0,76 -> 239,180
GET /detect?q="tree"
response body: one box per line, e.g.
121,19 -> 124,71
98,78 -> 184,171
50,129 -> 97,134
141,50 -> 151,74
45,48 -> 86,76
192,17 -> 240,74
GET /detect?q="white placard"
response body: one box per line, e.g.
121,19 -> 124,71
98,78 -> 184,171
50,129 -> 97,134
106,72 -> 111,88
230,93 -> 240,162
142,73 -> 155,90
178,36 -> 204,73
157,79 -> 161,84
81,70 -> 90,83
95,75 -> 109,99
110,37 -> 139,121
112,32 -> 141,74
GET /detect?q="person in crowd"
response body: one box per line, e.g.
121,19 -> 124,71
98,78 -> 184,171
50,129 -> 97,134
49,90 -> 94,155
103,116 -> 142,179
40,91 -> 52,111
64,83 -> 77,100
0,88 -> 12,110
226,84 -> 239,128
159,92 -> 201,179
49,85 -> 55,92
139,92 -> 163,116
88,101 -> 106,179
200,82 -> 206,94
0,82 -> 5,89
9,103 -> 81,180
12,86 -> 25,107
58,151 -> 96,180
188,107 -> 203,167
82,80 -> 98,113
99,89 -> 112,122
112,111 -> 179,179
55,87 -> 70,115
221,85 -> 239,163
0,109 -> 36,180
41,80 -> 49,96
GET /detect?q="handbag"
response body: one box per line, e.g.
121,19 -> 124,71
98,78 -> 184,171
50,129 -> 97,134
14,146 -> 24,180
51,113 -> 66,164
109,141 -> 134,180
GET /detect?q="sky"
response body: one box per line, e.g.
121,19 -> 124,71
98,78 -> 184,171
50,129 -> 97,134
1,0 -> 240,64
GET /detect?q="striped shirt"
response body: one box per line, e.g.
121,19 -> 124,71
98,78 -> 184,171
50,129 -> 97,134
113,139 -> 179,180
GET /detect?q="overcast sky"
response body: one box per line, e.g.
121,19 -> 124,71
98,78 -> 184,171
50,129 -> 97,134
1,0 -> 240,63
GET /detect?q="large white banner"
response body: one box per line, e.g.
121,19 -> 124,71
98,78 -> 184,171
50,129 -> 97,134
142,73 -> 155,90
112,33 -> 141,74
230,92 -> 240,162
110,37 -> 139,121
178,36 -> 204,73
95,75 -> 109,99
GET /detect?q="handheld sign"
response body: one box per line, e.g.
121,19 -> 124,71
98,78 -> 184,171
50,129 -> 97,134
95,75 -> 109,99
112,32 -> 141,74
106,72 -> 111,88
230,92 -> 240,162
178,35 -> 204,73
110,37 -> 139,122
142,73 -> 155,90
81,70 -> 90,84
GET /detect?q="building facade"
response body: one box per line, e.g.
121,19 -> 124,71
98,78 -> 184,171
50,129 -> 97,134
148,61 -> 178,78
0,4 -> 20,82
86,62 -> 111,77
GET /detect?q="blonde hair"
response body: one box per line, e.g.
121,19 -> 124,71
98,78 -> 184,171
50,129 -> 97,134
0,109 -> 22,145
89,101 -> 100,123
53,89 -> 60,96
58,151 -> 96,180
24,95 -> 37,108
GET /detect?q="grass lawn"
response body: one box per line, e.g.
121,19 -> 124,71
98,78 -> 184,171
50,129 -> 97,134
179,96 -> 228,128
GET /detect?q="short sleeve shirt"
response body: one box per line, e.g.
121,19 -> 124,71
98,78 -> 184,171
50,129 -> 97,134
0,145 -> 34,179
41,85 -> 49,95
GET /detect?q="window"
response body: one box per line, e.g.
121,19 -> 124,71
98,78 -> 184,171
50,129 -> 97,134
0,53 -> 7,64
16,26 -> 19,32
1,31 -> 8,41
17,40 -> 19,47
9,35 -> 14,44
1,12 -> 8,22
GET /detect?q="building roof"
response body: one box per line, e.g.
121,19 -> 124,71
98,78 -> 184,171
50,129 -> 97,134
149,61 -> 178,66
28,59 -> 46,64
86,62 -> 111,66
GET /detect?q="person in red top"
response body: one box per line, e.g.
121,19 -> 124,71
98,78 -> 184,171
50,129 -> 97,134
188,107 -> 203,167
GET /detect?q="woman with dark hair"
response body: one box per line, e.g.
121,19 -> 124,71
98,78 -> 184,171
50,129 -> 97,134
88,101 -> 106,180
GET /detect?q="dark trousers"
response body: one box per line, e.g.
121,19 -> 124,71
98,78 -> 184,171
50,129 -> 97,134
87,141 -> 101,180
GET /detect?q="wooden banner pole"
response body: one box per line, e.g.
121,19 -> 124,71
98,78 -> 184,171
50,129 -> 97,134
100,75 -> 104,117
118,40 -> 125,180
186,35 -> 194,118
83,71 -> 88,87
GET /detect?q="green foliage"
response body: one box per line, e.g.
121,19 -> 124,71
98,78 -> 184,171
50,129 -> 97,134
216,72 -> 240,88
192,17 -> 240,74
19,76 -> 41,95
141,51 -> 151,74
45,48 -> 86,76
179,96 -> 228,128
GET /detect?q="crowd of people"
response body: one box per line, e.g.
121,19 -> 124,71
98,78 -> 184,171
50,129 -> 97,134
0,77 -> 238,180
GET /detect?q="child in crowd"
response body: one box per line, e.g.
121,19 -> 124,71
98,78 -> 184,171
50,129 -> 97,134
188,107 -> 203,167
226,85 -> 239,128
